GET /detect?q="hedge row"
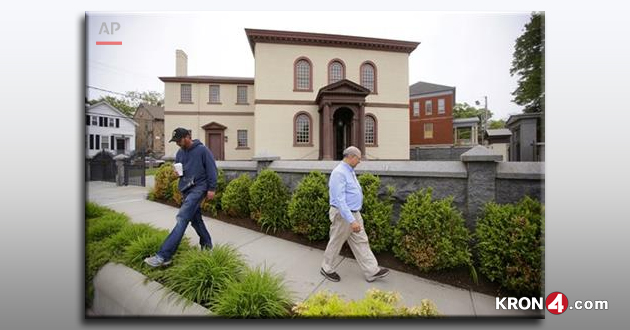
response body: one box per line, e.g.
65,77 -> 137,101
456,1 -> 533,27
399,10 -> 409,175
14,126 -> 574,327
85,202 -> 293,317
149,168 -> 544,297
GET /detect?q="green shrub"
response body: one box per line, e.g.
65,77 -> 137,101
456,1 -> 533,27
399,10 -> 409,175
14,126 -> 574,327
86,202 -> 111,219
163,244 -> 247,308
169,179 -> 182,206
286,171 -> 329,240
358,173 -> 394,252
86,213 -> 129,243
393,188 -> 472,271
86,240 -> 115,306
213,266 -> 292,318
120,229 -> 191,280
249,169 -> 290,233
221,174 -> 253,218
476,196 -> 544,296
103,223 -> 158,261
292,289 -> 440,317
122,232 -> 169,270
152,164 -> 178,200
201,169 -> 226,217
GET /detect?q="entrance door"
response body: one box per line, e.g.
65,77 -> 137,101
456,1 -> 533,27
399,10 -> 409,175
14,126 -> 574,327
116,139 -> 125,155
333,108 -> 354,160
207,132 -> 224,160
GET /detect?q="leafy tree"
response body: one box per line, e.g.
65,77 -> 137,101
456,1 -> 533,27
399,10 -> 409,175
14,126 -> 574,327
510,13 -> 544,113
88,90 -> 164,117
453,102 -> 493,122
488,119 -> 506,129
453,102 -> 493,142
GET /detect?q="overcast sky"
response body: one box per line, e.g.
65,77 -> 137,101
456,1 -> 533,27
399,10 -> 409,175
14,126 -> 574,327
87,11 -> 532,121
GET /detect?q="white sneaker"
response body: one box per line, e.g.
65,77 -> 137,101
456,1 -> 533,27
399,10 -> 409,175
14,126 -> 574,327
143,255 -> 172,267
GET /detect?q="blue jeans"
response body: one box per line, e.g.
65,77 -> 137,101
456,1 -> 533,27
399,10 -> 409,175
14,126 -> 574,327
157,188 -> 213,261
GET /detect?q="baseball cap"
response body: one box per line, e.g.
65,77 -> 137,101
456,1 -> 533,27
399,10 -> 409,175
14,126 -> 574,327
169,127 -> 190,142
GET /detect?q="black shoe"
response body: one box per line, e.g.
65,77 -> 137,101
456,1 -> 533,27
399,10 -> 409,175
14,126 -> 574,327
366,268 -> 390,282
320,268 -> 341,282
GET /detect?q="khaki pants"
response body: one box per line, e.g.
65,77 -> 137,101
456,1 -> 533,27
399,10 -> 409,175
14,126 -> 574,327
321,207 -> 380,279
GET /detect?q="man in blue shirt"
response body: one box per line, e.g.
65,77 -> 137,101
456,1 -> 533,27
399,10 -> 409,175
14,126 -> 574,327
144,127 -> 217,267
320,146 -> 390,282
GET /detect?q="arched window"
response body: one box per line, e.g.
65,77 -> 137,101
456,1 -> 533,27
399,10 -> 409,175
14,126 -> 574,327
328,59 -> 345,84
294,57 -> 312,91
365,114 -> 377,146
294,112 -> 312,145
360,61 -> 377,93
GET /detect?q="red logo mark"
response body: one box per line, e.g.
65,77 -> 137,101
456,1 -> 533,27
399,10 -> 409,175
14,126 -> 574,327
546,292 -> 569,314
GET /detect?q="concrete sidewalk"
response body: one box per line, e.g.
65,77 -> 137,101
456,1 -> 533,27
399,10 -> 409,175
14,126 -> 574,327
87,180 -> 542,317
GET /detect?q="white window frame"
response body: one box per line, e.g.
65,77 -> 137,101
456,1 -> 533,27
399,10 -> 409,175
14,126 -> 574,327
413,102 -> 420,117
365,116 -> 375,145
424,123 -> 433,139
237,86 -> 248,104
101,135 -> 109,150
209,84 -> 220,103
296,114 -> 310,144
438,98 -> 445,114
425,100 -> 433,115
91,116 -> 97,125
180,84 -> 192,103
237,130 -> 248,148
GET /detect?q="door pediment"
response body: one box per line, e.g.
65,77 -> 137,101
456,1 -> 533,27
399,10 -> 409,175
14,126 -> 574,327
201,121 -> 227,130
316,79 -> 370,105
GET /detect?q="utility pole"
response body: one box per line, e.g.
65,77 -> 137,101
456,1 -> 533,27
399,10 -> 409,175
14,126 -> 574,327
482,96 -> 488,145
476,96 -> 488,145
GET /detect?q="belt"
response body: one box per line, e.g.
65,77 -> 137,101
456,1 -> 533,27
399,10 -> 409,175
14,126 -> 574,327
331,205 -> 361,213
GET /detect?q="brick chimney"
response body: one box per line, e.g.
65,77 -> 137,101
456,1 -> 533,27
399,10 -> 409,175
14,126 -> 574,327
176,49 -> 188,76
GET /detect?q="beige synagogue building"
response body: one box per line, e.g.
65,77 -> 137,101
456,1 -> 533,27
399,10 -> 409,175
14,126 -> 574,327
161,29 -> 419,160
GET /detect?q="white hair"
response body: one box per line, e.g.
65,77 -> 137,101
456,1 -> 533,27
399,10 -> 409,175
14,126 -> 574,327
342,146 -> 362,158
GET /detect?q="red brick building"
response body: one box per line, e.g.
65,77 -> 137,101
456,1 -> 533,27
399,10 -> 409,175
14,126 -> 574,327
409,81 -> 456,147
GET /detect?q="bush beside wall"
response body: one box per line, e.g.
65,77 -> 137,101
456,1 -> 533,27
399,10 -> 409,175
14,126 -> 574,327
393,188 -> 472,271
287,171 -> 330,241
249,169 -> 290,233
475,196 -> 544,296
358,173 -> 394,253
221,174 -> 253,218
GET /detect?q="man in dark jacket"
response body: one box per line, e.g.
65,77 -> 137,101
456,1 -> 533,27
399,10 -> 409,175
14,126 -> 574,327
145,127 -> 218,267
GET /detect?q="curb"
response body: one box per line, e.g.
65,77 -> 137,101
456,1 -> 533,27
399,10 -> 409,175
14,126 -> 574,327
92,262 -> 210,316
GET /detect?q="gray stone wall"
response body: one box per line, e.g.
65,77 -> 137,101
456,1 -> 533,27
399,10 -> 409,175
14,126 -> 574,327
215,146 -> 544,228
410,146 -> 473,161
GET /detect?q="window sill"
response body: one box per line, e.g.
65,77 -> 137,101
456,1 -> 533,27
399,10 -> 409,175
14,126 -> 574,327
207,102 -> 222,105
179,101 -> 194,104
366,143 -> 378,147
293,89 -> 313,92
235,102 -> 250,105
293,143 -> 314,147
235,147 -> 250,150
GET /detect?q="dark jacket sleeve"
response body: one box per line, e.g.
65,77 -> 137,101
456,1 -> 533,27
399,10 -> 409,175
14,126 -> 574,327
203,149 -> 217,191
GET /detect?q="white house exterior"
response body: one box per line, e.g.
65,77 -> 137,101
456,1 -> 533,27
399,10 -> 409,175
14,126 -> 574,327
162,29 -> 419,160
86,102 -> 138,158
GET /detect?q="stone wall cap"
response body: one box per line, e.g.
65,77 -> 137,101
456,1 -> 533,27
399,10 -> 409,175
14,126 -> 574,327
268,160 -> 467,178
461,145 -> 503,162
216,160 -> 258,171
113,154 -> 129,160
252,156 -> 280,161
497,162 -> 545,179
